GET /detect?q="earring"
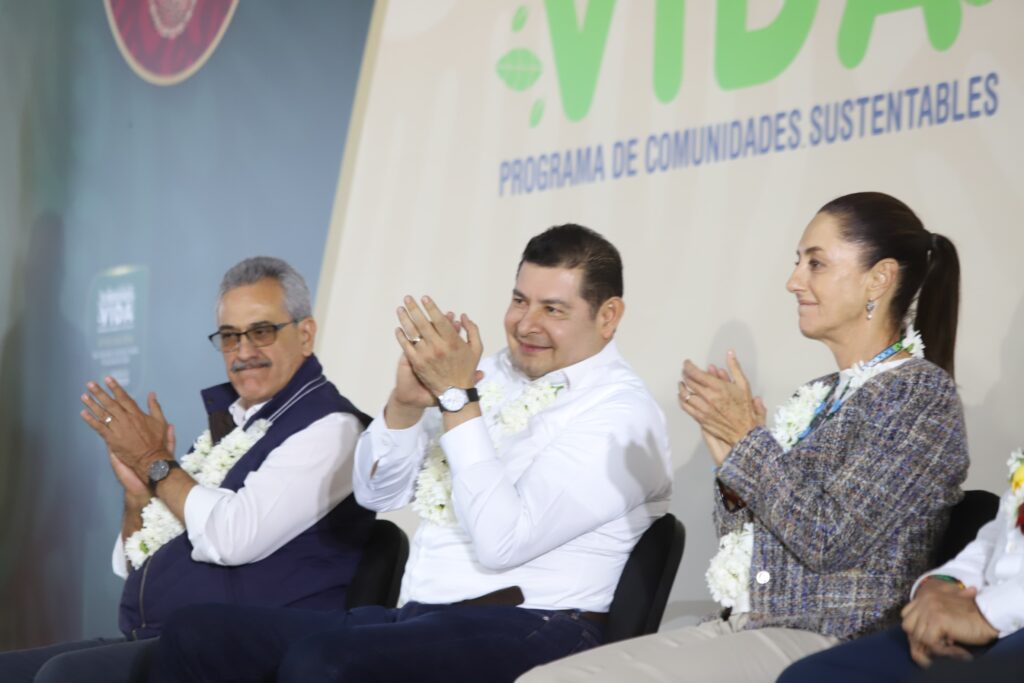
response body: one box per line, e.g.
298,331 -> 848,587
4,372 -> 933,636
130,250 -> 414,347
866,300 -> 876,320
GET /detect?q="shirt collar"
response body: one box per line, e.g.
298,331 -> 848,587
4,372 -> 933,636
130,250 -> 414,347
500,340 -> 622,391
228,399 -> 269,427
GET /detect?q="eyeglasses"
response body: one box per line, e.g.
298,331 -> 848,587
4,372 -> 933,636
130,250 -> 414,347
207,320 -> 299,352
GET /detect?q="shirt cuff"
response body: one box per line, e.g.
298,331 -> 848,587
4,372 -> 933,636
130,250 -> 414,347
366,408 -> 426,467
439,416 -> 493,474
974,581 -> 1024,637
183,485 -> 232,562
112,533 -> 128,579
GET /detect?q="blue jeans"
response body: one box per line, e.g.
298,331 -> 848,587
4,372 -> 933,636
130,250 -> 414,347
777,625 -> 1024,683
151,601 -> 604,682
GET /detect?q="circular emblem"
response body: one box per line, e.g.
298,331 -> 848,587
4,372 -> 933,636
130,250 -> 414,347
104,0 -> 238,86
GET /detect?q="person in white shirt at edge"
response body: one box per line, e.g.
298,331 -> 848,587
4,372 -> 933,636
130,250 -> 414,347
0,257 -> 375,683
147,224 -> 673,683
778,447 -> 1024,683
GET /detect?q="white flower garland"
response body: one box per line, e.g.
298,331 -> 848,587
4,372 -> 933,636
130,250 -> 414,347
770,324 -> 926,454
1006,447 -> 1024,523
705,522 -> 754,611
124,419 -> 271,570
706,325 -> 925,609
770,382 -> 833,453
411,379 -> 563,527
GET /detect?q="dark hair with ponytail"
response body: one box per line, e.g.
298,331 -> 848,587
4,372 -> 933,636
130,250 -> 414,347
818,192 -> 960,377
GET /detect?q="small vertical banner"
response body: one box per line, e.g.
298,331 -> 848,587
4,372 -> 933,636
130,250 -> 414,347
88,265 -> 149,389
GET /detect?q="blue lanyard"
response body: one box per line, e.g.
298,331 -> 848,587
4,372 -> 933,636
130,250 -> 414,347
795,338 -> 905,442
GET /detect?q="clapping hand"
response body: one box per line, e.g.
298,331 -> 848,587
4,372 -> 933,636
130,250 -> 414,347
384,298 -> 484,429
81,377 -> 173,482
394,295 -> 483,394
678,351 -> 765,465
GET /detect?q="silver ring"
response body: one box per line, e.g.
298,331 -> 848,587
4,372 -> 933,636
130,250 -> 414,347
104,415 -> 113,424
408,336 -> 422,345
684,392 -> 693,402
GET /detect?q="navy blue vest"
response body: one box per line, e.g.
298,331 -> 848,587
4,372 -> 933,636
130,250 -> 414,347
119,355 -> 375,639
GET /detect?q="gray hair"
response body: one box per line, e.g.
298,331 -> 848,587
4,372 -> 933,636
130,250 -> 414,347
218,256 -> 312,320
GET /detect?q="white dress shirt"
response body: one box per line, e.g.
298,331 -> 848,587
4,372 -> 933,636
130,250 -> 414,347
354,341 -> 673,612
913,486 -> 1024,637
112,400 -> 363,578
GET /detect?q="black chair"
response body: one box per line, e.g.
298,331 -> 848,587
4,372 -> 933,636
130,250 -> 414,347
932,489 -> 1000,566
605,513 -> 686,643
345,519 -> 410,609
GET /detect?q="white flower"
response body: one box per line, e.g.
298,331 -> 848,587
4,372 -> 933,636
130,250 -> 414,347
411,445 -> 458,527
902,324 -> 925,359
124,531 -> 151,569
496,381 -> 563,435
479,381 -> 504,414
706,523 -> 754,610
770,381 -> 831,453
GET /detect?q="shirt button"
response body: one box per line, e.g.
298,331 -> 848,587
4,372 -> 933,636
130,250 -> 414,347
756,570 -> 771,585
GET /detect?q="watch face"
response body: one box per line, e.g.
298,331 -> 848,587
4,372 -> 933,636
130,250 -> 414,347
148,459 -> 171,482
438,387 -> 468,412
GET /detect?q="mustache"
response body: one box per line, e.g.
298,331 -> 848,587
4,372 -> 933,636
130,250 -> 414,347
231,358 -> 272,373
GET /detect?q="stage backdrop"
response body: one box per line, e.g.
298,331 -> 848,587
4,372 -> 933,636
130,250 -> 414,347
317,0 -> 1024,623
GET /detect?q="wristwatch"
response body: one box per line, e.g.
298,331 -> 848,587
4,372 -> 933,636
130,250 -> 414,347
436,386 -> 480,413
147,459 -> 181,493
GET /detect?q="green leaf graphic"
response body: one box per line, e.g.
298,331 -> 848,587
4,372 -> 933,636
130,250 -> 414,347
529,99 -> 545,127
496,49 -> 542,91
512,6 -> 528,31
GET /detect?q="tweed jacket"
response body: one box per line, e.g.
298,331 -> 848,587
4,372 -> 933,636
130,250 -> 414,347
715,358 -> 969,640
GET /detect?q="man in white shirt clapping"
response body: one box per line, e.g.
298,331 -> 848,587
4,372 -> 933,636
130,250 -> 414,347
0,257 -> 374,683
151,224 -> 674,683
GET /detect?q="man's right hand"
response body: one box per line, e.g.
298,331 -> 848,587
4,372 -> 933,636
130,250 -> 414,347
111,423 -> 175,509
902,578 -> 998,667
384,353 -> 437,429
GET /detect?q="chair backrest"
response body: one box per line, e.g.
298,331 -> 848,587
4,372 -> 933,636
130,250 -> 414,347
605,513 -> 686,643
932,489 -> 1000,566
345,519 -> 410,609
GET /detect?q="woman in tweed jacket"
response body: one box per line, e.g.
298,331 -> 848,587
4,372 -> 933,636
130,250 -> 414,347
520,192 -> 968,683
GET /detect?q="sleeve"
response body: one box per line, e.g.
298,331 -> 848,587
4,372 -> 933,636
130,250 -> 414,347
352,407 -> 436,511
974,567 -> 1024,637
112,532 -> 128,579
717,371 -> 967,572
443,393 -> 671,570
183,412 -> 362,566
911,511 -> 1024,639
910,517 -> 1000,597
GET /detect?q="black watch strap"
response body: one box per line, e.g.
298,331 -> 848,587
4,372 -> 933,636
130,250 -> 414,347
147,459 -> 181,493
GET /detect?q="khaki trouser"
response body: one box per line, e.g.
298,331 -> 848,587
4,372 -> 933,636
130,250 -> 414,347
518,614 -> 840,683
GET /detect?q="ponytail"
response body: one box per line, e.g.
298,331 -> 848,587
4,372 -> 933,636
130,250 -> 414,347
913,233 -> 960,377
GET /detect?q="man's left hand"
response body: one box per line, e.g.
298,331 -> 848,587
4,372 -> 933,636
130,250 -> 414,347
901,583 -> 999,667
81,377 -> 173,481
394,295 -> 483,395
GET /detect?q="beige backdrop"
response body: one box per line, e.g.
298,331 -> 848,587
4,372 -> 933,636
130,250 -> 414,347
316,0 -> 1023,623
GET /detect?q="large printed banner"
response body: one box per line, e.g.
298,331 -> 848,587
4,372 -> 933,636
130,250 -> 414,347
318,0 -> 1023,614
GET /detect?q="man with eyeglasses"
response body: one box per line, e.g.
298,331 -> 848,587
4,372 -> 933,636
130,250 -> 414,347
150,224 -> 673,683
0,257 -> 374,683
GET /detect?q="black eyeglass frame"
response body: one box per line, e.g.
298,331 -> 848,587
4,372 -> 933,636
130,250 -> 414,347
207,319 -> 300,352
